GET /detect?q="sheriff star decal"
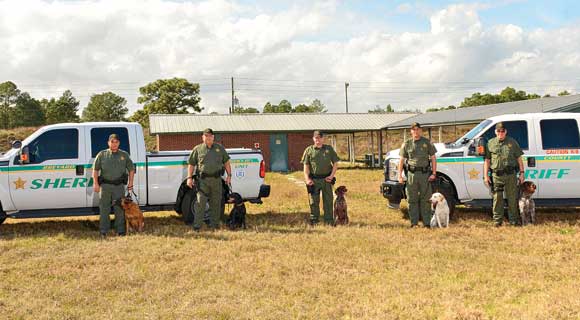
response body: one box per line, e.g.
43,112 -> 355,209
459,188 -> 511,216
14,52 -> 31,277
468,168 -> 480,180
13,177 -> 26,189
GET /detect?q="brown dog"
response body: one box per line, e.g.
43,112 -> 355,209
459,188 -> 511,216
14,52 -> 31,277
333,185 -> 349,225
519,181 -> 536,225
120,197 -> 145,232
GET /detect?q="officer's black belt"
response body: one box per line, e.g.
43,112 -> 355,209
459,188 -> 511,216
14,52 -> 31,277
407,165 -> 431,173
309,174 -> 331,179
98,174 -> 127,186
199,172 -> 222,179
493,167 -> 517,176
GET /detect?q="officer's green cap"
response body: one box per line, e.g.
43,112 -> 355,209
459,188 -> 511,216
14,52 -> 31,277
313,130 -> 324,137
203,128 -> 214,135
108,133 -> 120,141
496,122 -> 505,130
410,122 -> 421,129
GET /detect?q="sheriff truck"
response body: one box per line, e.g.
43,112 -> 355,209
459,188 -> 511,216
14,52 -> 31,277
381,113 -> 580,214
0,122 -> 270,225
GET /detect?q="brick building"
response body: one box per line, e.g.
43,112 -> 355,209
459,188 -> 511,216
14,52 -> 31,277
149,113 -> 415,171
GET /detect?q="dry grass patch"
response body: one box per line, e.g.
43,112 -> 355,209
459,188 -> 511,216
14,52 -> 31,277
1,169 -> 579,319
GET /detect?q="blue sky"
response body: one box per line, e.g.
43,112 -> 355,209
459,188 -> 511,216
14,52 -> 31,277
238,0 -> 580,39
2,0 -> 580,113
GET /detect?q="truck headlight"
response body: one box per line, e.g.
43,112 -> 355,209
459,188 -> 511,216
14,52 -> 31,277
388,159 -> 399,181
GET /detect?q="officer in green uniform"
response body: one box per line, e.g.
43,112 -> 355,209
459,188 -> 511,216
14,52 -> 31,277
301,130 -> 339,225
187,128 -> 232,231
483,122 -> 525,226
398,122 -> 437,227
93,134 -> 135,237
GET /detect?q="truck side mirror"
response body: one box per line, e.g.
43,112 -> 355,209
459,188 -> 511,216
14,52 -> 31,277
19,146 -> 30,164
12,140 -> 22,149
473,137 -> 486,156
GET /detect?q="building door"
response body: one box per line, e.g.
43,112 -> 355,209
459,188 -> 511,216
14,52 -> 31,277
269,134 -> 288,172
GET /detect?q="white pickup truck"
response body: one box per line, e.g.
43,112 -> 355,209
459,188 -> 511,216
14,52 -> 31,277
381,113 -> 580,213
0,122 -> 270,225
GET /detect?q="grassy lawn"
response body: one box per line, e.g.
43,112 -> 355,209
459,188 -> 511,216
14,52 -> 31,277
1,169 -> 579,319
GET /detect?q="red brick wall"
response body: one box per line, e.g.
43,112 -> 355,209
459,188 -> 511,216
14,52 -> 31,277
157,132 -> 313,171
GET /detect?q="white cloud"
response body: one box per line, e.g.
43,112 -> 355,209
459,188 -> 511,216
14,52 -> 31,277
0,0 -> 579,115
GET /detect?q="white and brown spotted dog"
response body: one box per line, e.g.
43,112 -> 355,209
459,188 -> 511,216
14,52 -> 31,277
333,186 -> 349,225
429,192 -> 449,228
519,181 -> 536,225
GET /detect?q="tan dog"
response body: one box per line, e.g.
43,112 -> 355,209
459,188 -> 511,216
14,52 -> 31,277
120,197 -> 145,232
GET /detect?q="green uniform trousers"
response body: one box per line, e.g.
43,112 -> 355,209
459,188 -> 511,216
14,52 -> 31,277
99,184 -> 126,234
194,177 -> 223,229
492,173 -> 519,225
309,178 -> 333,224
405,171 -> 432,226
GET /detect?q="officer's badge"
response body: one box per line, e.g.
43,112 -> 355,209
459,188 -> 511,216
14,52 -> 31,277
508,143 -> 512,148
216,148 -> 221,152
422,143 -> 427,149
325,150 -> 329,154
120,156 -> 125,161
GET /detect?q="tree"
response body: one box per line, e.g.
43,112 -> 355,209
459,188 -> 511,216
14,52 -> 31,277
263,100 -> 292,113
558,90 -> 571,96
0,81 -> 20,129
460,87 -> 541,108
11,93 -> 45,127
44,90 -> 80,124
277,100 -> 292,113
233,106 -> 260,113
307,99 -> 327,113
82,92 -> 128,122
134,78 -> 202,127
263,102 -> 274,113
369,104 -> 395,113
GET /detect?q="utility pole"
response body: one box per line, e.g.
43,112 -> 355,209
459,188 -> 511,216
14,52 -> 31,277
345,82 -> 349,113
231,77 -> 234,114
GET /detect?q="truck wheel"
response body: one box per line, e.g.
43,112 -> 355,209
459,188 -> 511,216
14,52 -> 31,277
180,190 -> 196,225
437,178 -> 457,220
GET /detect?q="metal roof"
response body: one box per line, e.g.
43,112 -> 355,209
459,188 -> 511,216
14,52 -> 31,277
149,112 -> 417,134
386,94 -> 580,129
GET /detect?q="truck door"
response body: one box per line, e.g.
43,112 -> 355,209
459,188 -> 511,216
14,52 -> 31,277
86,126 -> 136,207
533,117 -> 580,198
464,120 -> 537,199
8,127 -> 87,210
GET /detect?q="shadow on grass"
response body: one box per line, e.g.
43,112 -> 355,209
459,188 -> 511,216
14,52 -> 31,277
0,211 -> 328,240
454,207 -> 580,225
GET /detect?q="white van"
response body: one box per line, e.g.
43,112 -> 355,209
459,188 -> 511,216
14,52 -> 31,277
381,113 -> 580,212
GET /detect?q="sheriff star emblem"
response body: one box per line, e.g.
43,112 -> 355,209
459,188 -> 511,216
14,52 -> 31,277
216,148 -> 221,152
468,168 -> 480,180
13,177 -> 26,189
120,156 -> 125,160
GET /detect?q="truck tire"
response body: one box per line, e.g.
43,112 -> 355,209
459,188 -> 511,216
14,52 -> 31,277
437,177 -> 457,220
180,190 -> 196,225
0,204 -> 6,225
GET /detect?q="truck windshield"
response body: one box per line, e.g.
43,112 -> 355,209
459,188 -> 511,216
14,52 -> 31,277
453,120 -> 492,145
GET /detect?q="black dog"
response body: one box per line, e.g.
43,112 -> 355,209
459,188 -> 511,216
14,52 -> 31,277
226,192 -> 246,229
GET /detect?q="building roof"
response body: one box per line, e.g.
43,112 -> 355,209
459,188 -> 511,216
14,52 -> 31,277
149,112 -> 416,134
386,94 -> 580,129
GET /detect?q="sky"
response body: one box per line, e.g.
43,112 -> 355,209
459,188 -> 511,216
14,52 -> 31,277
1,0 -> 580,115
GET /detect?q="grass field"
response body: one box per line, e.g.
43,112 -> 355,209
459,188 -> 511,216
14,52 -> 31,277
1,169 -> 579,319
